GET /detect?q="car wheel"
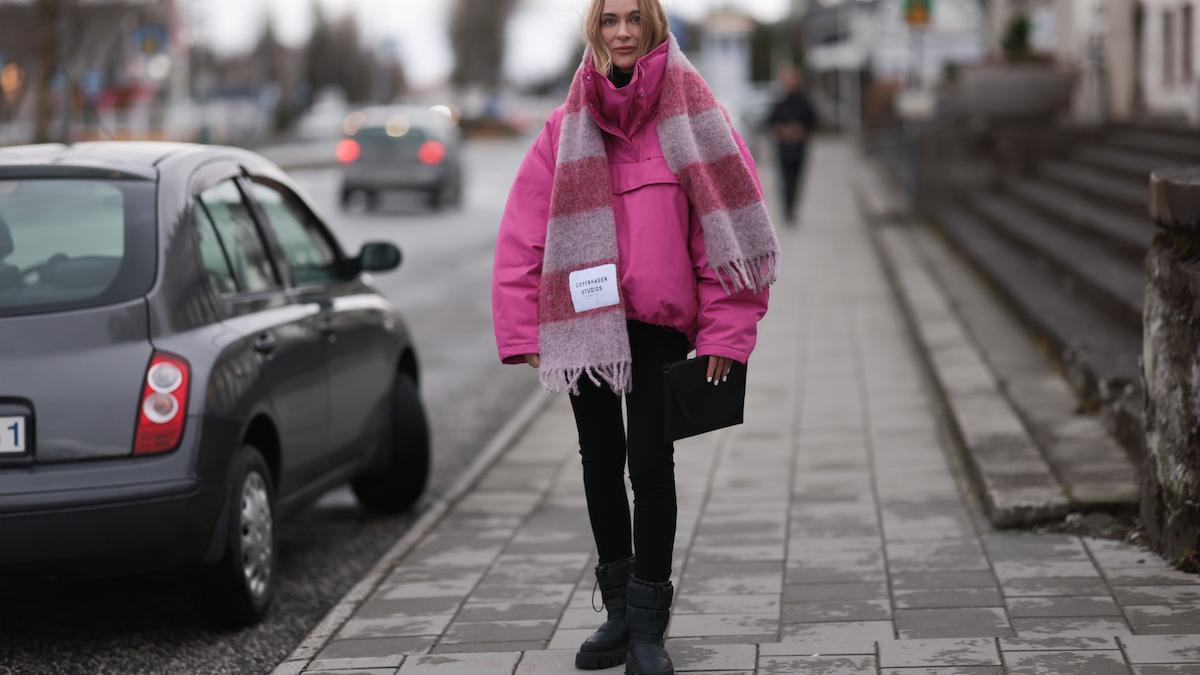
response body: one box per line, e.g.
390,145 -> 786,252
190,445 -> 277,628
352,373 -> 430,513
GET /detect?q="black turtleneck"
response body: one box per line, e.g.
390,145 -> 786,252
609,67 -> 633,89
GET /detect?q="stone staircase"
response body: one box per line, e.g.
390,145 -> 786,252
928,124 -> 1200,459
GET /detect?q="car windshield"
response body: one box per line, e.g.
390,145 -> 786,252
0,178 -> 156,317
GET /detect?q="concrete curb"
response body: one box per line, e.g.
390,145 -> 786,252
871,223 -> 1070,527
272,385 -> 552,675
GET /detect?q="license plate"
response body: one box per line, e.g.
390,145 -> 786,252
0,416 -> 28,454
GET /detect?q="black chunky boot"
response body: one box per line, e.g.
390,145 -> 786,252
624,575 -> 674,675
575,556 -> 635,670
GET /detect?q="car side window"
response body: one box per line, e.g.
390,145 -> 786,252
198,180 -> 280,293
194,206 -> 239,294
248,181 -> 340,287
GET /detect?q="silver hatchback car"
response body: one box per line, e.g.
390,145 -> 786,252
338,105 -> 464,212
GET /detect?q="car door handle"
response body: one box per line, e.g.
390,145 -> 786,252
253,333 -> 277,356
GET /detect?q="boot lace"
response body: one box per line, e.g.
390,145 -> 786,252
591,575 -> 603,612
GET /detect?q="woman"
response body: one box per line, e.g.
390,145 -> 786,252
491,0 -> 778,672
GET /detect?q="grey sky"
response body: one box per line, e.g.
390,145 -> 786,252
193,0 -> 790,88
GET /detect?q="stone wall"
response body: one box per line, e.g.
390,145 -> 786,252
1142,168 -> 1200,564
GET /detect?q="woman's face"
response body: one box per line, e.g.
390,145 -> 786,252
600,0 -> 642,72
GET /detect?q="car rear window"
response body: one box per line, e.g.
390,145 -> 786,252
0,178 -> 156,317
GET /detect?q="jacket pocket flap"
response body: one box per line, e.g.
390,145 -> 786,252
610,156 -> 679,195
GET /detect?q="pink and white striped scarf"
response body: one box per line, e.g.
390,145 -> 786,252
538,34 -> 779,395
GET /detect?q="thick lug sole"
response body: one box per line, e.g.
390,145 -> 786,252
575,645 -> 627,670
624,654 -> 674,675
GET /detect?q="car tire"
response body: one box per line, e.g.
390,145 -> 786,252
190,445 -> 277,628
352,373 -> 430,513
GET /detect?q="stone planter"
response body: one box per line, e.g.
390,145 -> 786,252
1142,166 -> 1200,564
957,63 -> 1078,120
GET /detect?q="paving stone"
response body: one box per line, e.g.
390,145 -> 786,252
1116,587 -> 1200,605
781,599 -> 891,623
1122,635 -> 1200,663
666,613 -> 779,638
783,582 -> 888,603
396,652 -> 521,674
1001,637 -> 1120,651
891,571 -> 998,590
757,655 -> 876,674
467,583 -> 574,604
427,642 -> 546,654
893,608 -> 1009,630
512,649 -> 577,674
1127,605 -> 1200,626
438,619 -> 556,644
689,542 -> 787,562
546,628 -> 595,651
1011,617 -> 1133,638
354,598 -> 464,619
1133,666 -> 1200,674
879,669 -> 1003,675
300,662 -> 393,667
886,540 -> 990,572
301,669 -> 396,675
1001,577 -> 1112,597
307,657 -> 406,671
893,587 -> 1003,609
758,637 -> 878,656
663,641 -> 757,670
675,594 -> 781,614
1006,596 -> 1122,618
337,615 -> 455,640
1002,650 -> 1129,674
1133,624 -> 1200,635
779,620 -> 895,643
873,662 -> 1003,667
679,573 -> 783,595
453,600 -> 567,622
317,637 -> 437,660
897,627 -> 1015,639
992,561 -> 1102,581
877,637 -> 1000,667
1108,567 -> 1200,586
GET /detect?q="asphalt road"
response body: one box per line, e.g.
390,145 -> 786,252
0,136 -> 543,675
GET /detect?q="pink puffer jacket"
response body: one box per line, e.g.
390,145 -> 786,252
491,42 -> 770,366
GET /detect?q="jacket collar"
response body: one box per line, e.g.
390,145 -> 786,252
583,39 -> 669,140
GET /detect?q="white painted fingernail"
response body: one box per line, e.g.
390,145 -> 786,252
707,377 -> 712,383
722,375 -> 728,382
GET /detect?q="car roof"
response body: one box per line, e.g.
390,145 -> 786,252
0,142 -> 277,180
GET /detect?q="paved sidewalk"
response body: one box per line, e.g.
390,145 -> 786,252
276,139 -> 1200,674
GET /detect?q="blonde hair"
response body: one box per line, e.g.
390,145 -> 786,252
584,0 -> 670,76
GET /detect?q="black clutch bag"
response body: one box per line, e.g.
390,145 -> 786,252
662,357 -> 747,442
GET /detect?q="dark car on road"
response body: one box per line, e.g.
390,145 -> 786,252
0,142 -> 430,626
338,105 -> 464,212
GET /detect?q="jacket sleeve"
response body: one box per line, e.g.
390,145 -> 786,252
491,123 -> 556,364
689,127 -> 771,364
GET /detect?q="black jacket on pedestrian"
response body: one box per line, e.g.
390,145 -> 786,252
768,91 -> 817,163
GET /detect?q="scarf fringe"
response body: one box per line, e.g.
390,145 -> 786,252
541,360 -> 633,396
714,252 -> 779,295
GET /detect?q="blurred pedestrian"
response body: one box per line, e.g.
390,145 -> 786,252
767,68 -> 817,225
491,1 -> 779,672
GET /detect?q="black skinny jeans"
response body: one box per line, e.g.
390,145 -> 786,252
568,320 -> 690,583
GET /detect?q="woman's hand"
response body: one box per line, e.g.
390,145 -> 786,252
524,354 -> 540,368
705,355 -> 733,385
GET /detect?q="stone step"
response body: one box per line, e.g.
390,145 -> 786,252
1105,129 -> 1200,164
925,202 -> 1142,412
963,190 -> 1145,326
873,225 -> 1070,527
908,225 -> 1139,510
1038,160 -> 1148,216
1000,176 -> 1153,261
1072,144 -> 1180,182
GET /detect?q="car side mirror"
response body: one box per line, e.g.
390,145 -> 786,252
358,242 -> 402,273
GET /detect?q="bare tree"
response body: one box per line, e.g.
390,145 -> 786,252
449,0 -> 520,93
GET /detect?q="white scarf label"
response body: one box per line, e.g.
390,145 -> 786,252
569,264 -> 620,313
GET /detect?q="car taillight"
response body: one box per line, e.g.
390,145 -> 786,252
418,140 -> 446,165
134,352 -> 190,455
336,138 -> 361,164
